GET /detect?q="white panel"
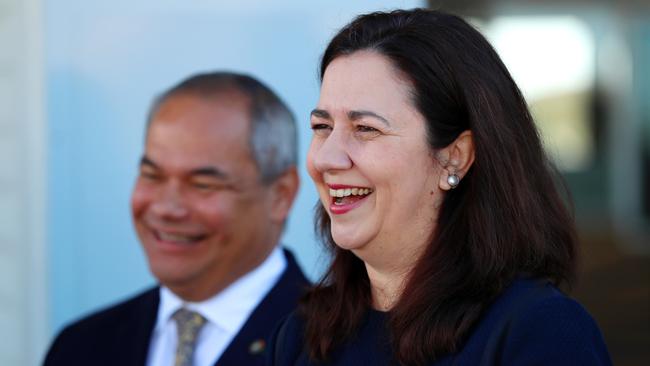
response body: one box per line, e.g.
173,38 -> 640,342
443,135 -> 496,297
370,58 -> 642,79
0,0 -> 47,365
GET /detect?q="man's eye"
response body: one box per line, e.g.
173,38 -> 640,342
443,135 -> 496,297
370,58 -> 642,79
140,170 -> 160,180
192,181 -> 229,191
193,182 -> 217,190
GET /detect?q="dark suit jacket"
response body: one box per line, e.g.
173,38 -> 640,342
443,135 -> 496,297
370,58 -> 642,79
44,249 -> 309,366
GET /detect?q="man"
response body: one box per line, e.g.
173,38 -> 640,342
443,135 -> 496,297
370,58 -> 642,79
44,72 -> 309,366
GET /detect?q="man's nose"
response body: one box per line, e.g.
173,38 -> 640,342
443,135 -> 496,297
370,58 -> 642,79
150,182 -> 189,220
311,128 -> 353,172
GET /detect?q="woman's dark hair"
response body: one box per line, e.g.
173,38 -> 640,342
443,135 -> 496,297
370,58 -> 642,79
300,8 -> 577,366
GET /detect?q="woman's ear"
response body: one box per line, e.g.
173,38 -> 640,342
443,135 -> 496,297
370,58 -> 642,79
438,130 -> 475,191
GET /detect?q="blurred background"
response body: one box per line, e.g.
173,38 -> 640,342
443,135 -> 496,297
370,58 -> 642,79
1,0 -> 647,365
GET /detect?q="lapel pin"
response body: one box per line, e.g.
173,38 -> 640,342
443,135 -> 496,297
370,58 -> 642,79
248,339 -> 266,355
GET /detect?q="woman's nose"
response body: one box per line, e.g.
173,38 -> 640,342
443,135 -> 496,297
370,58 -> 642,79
310,128 -> 353,173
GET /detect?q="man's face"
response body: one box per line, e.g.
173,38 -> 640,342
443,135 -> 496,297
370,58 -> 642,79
131,93 -> 283,301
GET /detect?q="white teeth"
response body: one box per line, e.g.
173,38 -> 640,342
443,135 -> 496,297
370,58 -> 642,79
328,187 -> 373,198
158,232 -> 199,243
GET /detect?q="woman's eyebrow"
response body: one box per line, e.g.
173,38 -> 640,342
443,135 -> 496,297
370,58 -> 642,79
310,108 -> 331,120
310,108 -> 391,127
348,110 -> 391,127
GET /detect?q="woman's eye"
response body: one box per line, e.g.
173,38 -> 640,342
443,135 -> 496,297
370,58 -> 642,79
356,125 -> 380,133
311,123 -> 331,131
311,123 -> 332,136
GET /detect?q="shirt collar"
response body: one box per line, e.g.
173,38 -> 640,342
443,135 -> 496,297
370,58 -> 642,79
154,246 -> 287,333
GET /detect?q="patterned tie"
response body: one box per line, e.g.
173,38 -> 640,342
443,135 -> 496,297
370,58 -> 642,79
172,308 -> 207,366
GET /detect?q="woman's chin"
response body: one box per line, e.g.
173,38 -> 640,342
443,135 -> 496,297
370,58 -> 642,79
331,230 -> 370,252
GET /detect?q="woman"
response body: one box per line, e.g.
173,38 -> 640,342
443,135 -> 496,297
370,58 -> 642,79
269,8 -> 611,366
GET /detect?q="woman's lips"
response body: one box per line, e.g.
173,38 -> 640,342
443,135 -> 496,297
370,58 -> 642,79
326,184 -> 373,215
329,194 -> 371,215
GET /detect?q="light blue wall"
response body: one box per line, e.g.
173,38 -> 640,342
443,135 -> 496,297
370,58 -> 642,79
46,0 -> 423,335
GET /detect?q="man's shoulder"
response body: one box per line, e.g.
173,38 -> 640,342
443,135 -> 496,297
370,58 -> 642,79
244,248 -> 309,321
214,250 -> 309,365
61,286 -> 159,334
263,248 -> 310,310
279,248 -> 310,286
266,310 -> 306,365
44,286 -> 159,365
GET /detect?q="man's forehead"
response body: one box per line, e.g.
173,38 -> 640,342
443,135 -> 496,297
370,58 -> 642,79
143,89 -> 260,177
151,92 -> 252,131
144,129 -> 254,162
142,120 -> 259,180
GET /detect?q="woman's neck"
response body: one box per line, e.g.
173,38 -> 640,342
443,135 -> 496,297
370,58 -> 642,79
364,245 -> 427,310
366,264 -> 406,311
355,223 -> 436,310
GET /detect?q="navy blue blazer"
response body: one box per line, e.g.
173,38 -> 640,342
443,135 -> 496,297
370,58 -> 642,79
268,278 -> 612,365
44,249 -> 309,366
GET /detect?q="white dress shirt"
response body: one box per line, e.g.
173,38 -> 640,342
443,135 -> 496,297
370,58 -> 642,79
146,247 -> 287,366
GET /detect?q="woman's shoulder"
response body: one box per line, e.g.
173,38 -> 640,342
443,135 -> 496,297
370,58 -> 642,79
457,278 -> 612,365
496,278 -> 600,332
503,280 -> 611,364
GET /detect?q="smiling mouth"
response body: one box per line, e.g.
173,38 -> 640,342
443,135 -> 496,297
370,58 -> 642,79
153,230 -> 207,245
329,187 -> 374,206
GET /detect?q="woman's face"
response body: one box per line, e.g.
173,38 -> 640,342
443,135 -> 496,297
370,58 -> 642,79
307,51 -> 445,262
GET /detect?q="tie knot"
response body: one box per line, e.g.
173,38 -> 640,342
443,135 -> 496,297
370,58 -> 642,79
172,308 -> 207,366
173,308 -> 207,330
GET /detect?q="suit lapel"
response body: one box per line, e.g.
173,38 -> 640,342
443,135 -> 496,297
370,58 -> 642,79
214,249 -> 309,366
118,287 -> 160,366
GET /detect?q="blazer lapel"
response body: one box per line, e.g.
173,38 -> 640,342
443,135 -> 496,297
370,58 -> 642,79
214,249 -> 309,366
118,287 -> 160,366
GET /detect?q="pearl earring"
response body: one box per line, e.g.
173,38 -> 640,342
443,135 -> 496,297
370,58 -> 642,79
447,173 -> 460,189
